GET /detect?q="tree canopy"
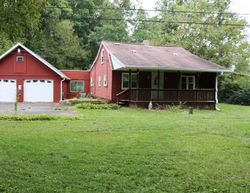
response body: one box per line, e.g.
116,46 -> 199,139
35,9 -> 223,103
0,0 -> 249,73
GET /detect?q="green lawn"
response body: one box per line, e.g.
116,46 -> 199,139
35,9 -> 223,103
0,104 -> 250,193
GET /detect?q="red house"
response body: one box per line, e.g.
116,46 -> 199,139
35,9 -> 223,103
90,41 -> 230,109
0,43 -> 89,103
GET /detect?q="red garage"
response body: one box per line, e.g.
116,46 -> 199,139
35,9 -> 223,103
0,43 -> 89,103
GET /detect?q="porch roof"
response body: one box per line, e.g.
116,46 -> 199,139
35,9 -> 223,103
103,41 -> 230,73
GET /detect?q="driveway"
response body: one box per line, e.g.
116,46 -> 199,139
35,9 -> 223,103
0,103 -> 76,116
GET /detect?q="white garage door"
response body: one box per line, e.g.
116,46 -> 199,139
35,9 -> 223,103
0,79 -> 17,102
24,79 -> 54,102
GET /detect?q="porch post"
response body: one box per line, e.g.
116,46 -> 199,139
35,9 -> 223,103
136,69 -> 139,101
129,69 -> 132,101
157,70 -> 160,101
215,73 -> 220,110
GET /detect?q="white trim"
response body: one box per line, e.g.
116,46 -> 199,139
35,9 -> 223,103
215,75 -> 220,110
61,78 -> 65,101
0,43 -> 69,79
116,66 -> 231,73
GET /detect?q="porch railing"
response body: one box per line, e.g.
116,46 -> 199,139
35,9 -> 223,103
117,88 -> 215,103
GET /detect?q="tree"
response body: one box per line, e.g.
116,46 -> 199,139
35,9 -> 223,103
0,0 -> 45,53
131,9 -> 151,42
40,20 -> 88,69
149,0 -> 250,72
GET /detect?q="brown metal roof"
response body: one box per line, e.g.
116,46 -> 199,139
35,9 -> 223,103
103,41 -> 229,72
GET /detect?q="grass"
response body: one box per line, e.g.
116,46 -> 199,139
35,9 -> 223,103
0,104 -> 249,193
0,114 -> 78,121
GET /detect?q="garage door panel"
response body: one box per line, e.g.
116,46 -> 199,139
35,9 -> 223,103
24,79 -> 54,102
0,79 -> 17,102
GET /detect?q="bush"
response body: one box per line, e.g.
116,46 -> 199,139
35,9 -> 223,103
218,74 -> 250,105
76,103 -> 120,110
226,87 -> 250,105
62,97 -> 105,105
0,114 -> 78,121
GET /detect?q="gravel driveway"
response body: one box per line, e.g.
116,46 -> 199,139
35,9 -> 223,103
0,103 -> 76,116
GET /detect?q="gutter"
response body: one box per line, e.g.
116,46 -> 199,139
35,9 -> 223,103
60,78 -> 66,102
114,66 -> 232,73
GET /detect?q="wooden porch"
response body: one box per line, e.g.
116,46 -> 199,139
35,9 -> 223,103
115,70 -> 217,108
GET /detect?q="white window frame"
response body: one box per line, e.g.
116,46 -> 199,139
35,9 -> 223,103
101,49 -> 104,64
181,75 -> 195,90
16,56 -> 24,62
121,73 -> 137,90
98,76 -> 102,87
70,80 -> 84,92
90,77 -> 94,87
103,74 -> 108,87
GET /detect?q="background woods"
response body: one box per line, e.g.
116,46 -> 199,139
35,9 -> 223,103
0,0 -> 250,73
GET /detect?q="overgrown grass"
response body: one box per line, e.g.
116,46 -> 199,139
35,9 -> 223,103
76,103 -> 120,110
0,114 -> 78,121
0,104 -> 249,193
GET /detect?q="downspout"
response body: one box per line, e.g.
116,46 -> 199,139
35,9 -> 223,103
61,78 -> 66,102
215,74 -> 220,111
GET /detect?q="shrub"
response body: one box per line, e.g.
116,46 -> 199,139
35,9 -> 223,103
218,74 -> 250,105
62,97 -> 105,105
0,114 -> 78,121
226,87 -> 250,105
76,103 -> 120,110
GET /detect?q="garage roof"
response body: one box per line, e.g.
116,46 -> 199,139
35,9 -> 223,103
0,43 -> 69,79
102,41 -> 230,72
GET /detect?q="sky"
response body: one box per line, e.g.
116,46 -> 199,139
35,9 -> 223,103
133,0 -> 250,40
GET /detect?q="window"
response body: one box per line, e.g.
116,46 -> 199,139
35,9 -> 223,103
181,75 -> 195,90
16,56 -> 24,62
70,81 -> 84,92
131,73 -> 137,88
98,76 -> 101,87
103,74 -> 107,87
101,49 -> 104,64
90,77 -> 94,87
122,73 -> 137,90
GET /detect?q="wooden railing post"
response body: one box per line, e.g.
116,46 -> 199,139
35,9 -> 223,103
129,69 -> 131,101
157,70 -> 160,101
136,69 -> 139,101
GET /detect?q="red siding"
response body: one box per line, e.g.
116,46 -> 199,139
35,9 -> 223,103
90,45 -> 113,101
0,47 -> 62,102
61,70 -> 90,99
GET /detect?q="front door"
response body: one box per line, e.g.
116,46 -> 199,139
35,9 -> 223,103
151,71 -> 164,100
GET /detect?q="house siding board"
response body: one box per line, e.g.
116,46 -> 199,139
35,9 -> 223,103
90,45 -> 113,101
0,47 -> 62,103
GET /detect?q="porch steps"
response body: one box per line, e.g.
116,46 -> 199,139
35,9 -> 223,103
118,99 -> 129,106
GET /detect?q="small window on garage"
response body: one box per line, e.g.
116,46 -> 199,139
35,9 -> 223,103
70,80 -> 84,92
16,56 -> 24,62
